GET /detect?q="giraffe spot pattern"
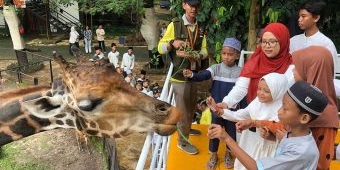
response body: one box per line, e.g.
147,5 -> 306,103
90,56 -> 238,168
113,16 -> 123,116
29,115 -> 52,127
90,121 -> 96,128
0,133 -> 14,146
34,98 -> 60,112
86,130 -> 98,136
65,119 -> 75,127
55,113 -> 67,118
75,119 -> 83,131
10,119 -> 36,137
0,101 -> 21,122
97,119 -> 113,131
56,120 -> 64,125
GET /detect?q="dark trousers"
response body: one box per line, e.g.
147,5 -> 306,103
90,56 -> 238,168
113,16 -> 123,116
69,42 -> 79,55
209,98 -> 248,153
209,111 -> 236,152
172,81 -> 197,144
98,41 -> 106,52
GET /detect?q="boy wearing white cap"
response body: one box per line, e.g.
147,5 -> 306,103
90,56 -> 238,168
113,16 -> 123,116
208,81 -> 328,170
183,37 -> 247,169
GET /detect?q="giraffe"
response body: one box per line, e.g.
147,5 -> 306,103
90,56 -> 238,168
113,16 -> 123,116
0,52 -> 183,146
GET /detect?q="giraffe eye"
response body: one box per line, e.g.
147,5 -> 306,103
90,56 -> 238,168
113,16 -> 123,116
78,98 -> 103,111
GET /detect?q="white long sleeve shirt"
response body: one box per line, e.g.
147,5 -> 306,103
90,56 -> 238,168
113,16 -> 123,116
222,65 -> 295,108
290,31 -> 338,76
108,51 -> 120,68
121,53 -> 135,71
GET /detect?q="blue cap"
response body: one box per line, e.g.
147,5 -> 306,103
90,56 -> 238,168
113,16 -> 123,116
223,38 -> 241,52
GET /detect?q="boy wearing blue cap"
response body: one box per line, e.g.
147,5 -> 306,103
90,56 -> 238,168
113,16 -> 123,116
183,37 -> 247,169
208,81 -> 328,170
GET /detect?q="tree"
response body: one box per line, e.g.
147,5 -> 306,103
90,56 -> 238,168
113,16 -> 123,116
2,4 -> 28,67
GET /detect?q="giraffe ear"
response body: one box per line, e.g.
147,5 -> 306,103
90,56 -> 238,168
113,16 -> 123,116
23,95 -> 66,118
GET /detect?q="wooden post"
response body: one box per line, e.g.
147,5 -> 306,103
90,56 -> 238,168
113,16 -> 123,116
103,138 -> 120,170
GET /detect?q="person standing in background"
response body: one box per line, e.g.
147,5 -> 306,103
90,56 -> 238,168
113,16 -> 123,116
83,26 -> 92,54
158,0 -> 207,155
69,26 -> 79,55
96,25 -> 106,52
108,43 -> 120,68
289,0 -> 337,76
121,47 -> 135,77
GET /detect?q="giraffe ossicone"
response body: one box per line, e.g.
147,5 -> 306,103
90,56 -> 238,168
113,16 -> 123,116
0,51 -> 182,146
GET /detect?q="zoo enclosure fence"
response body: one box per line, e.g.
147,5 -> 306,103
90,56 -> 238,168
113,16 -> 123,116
0,50 -> 55,89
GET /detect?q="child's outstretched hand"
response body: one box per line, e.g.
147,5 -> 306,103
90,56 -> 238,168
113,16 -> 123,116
182,69 -> 193,77
206,96 -> 217,111
207,124 -> 228,141
206,97 -> 224,116
236,120 -> 253,132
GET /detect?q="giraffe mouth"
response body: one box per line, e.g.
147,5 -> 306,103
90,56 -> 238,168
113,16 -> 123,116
153,124 -> 177,136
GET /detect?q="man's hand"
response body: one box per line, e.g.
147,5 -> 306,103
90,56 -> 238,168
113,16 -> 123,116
171,39 -> 185,50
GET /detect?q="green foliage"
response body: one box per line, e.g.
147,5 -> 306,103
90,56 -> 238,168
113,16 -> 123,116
172,0 -> 249,62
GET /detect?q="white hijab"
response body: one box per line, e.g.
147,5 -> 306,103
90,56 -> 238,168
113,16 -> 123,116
249,72 -> 288,120
222,72 -> 289,122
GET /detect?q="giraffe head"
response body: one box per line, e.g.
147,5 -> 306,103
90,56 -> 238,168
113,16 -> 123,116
23,52 -> 182,137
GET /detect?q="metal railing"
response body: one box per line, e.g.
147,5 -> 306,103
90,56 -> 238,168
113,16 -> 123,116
0,50 -> 54,87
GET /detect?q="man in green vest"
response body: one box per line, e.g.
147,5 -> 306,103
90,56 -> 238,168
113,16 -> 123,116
158,0 -> 207,155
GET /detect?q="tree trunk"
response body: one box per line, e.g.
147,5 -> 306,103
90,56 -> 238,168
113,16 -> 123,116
140,0 -> 160,68
3,5 -> 28,66
45,0 -> 51,40
247,0 -> 259,51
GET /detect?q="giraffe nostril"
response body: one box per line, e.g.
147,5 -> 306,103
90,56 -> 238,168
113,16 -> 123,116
156,103 -> 169,112
78,98 -> 103,111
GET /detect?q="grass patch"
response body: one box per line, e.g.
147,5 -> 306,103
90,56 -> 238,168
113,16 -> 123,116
89,137 -> 108,170
0,144 -> 49,170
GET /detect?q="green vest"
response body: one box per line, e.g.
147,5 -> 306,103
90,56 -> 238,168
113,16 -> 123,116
169,18 -> 205,81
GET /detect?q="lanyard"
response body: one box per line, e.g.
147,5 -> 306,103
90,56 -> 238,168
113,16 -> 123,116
186,25 -> 198,48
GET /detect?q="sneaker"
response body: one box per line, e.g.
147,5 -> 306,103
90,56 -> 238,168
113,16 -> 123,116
224,150 -> 234,169
206,154 -> 218,170
177,142 -> 199,155
189,129 -> 201,136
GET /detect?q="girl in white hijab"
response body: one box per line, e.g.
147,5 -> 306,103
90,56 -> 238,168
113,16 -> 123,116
208,72 -> 288,170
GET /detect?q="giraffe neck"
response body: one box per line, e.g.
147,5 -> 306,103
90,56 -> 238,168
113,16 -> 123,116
0,83 -> 78,146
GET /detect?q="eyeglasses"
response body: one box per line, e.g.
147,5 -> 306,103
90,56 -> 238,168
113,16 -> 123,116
260,40 -> 279,47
